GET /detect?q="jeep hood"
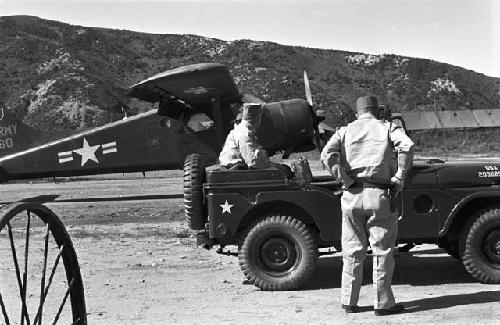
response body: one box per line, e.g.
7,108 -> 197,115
432,158 -> 500,188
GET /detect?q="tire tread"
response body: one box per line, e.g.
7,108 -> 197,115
460,208 -> 500,284
238,215 -> 318,291
184,154 -> 206,230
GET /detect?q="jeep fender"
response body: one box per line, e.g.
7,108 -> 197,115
256,190 -> 342,241
440,191 -> 500,236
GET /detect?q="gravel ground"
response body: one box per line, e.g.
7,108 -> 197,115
0,171 -> 499,324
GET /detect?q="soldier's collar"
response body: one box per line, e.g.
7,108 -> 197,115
357,112 -> 376,120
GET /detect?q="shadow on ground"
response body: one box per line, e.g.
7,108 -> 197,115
403,290 -> 500,313
305,248 -> 476,290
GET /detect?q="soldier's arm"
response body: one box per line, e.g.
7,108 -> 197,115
320,128 -> 342,168
219,130 -> 241,166
320,128 -> 354,187
390,124 -> 415,180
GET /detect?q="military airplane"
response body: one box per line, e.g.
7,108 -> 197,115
0,63 -> 323,182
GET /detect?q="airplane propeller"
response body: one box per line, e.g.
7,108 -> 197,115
304,71 -> 313,107
304,71 -> 323,153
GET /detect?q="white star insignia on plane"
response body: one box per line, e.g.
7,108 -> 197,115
73,138 -> 101,166
220,200 -> 234,214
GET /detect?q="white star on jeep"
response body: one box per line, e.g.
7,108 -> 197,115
73,138 -> 101,166
220,200 -> 234,214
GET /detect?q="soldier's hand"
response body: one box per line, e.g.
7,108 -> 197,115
390,176 -> 405,191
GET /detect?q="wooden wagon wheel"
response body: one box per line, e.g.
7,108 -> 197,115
0,202 -> 86,325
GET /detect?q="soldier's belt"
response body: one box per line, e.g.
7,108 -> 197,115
350,181 -> 392,190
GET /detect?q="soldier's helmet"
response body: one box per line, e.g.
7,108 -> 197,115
241,103 -> 263,128
355,96 -> 378,112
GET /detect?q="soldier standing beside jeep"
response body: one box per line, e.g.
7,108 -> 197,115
321,95 -> 414,316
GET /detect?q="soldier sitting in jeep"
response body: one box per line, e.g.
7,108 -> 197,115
219,103 -> 270,170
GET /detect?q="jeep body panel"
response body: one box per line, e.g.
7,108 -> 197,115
207,192 -> 253,239
398,189 -> 442,240
399,158 -> 500,240
207,188 -> 341,241
205,168 -> 292,241
205,168 -> 288,186
397,159 -> 441,240
204,158 -> 500,245
257,189 -> 341,241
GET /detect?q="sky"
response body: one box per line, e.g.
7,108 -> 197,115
1,0 -> 499,78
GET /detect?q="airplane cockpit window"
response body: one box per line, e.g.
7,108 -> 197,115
158,97 -> 188,119
186,112 -> 214,132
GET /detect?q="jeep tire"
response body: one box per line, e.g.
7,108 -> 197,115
459,208 -> 500,284
183,153 -> 206,230
238,215 -> 318,290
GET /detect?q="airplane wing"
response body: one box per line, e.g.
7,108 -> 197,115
127,63 -> 241,106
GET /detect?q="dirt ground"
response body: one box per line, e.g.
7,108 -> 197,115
1,169 -> 500,324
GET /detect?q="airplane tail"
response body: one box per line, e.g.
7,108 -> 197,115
0,107 -> 71,158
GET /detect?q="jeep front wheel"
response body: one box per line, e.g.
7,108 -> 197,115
459,208 -> 500,283
238,215 -> 318,290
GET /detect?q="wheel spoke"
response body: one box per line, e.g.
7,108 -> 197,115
33,245 -> 65,325
71,317 -> 82,325
21,211 -> 31,325
7,222 -> 30,325
0,291 -> 11,325
51,278 -> 74,325
36,223 -> 50,325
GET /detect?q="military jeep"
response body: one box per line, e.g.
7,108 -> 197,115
184,153 -> 500,290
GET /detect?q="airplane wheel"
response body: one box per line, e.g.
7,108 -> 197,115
183,153 -> 206,230
0,202 -> 86,325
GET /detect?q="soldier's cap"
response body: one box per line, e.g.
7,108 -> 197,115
355,96 -> 379,112
241,103 -> 263,125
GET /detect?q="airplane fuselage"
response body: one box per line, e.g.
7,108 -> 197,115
0,110 -> 219,182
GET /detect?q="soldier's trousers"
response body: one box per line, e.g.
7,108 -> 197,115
340,186 -> 398,309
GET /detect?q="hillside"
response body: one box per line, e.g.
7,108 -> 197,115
1,15 -> 499,135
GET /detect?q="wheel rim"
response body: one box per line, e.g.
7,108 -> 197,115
0,202 -> 86,325
483,229 -> 500,265
259,236 -> 299,275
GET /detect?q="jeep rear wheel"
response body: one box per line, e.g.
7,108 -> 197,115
238,215 -> 318,290
459,208 -> 500,283
183,153 -> 206,230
